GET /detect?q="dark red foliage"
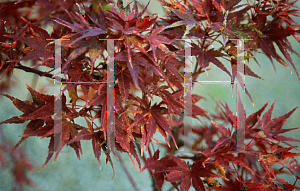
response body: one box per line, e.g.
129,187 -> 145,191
1,0 -> 300,190
0,128 -> 36,191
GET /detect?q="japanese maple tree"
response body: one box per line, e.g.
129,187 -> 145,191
1,0 -> 300,190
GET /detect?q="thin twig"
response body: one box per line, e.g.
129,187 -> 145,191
114,151 -> 140,191
136,142 -> 159,191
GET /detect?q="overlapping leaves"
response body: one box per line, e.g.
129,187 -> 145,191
1,0 -> 300,190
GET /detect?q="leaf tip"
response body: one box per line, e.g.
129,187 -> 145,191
40,165 -> 46,171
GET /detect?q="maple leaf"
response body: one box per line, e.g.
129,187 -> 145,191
20,120 -> 54,138
141,149 -> 178,191
144,26 -> 176,62
273,178 -> 300,191
65,61 -> 99,104
40,119 -> 84,165
4,18 -> 53,65
163,2 -> 201,37
243,180 -> 273,191
115,49 -> 139,89
129,104 -> 176,153
210,121 -> 235,152
0,84 -> 85,171
62,46 -> 88,71
115,125 -> 141,170
115,50 -> 175,94
13,120 -> 44,151
2,1 -> 300,188
217,101 -> 237,128
259,101 -> 300,145
88,86 -> 109,139
159,50 -> 184,83
54,12 -> 108,71
0,141 -> 37,191
212,0 -> 226,14
136,14 -> 158,31
88,41 -> 105,72
263,22 -> 300,80
19,85 -> 54,121
209,21 -> 241,39
52,11 -> 89,33
106,1 -> 154,39
127,98 -> 178,154
245,101 -> 270,130
229,172 -> 274,191
201,150 -> 255,176
270,145 -> 300,160
190,0 -> 213,22
165,154 -> 192,191
154,85 -> 184,115
165,153 -> 225,191
121,35 -> 179,90
258,36 -> 288,68
0,93 -> 35,125
231,58 -> 263,80
0,84 -> 56,149
192,44 -> 232,77
115,66 -> 131,101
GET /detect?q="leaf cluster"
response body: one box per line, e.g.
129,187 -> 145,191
1,0 -> 300,190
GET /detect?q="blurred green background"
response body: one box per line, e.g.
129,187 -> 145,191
1,0 -> 300,190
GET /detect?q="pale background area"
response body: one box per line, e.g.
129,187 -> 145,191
0,0 -> 300,190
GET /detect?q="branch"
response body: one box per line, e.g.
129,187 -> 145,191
13,63 -> 104,82
14,63 -> 60,80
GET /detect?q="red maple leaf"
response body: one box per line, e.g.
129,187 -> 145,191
141,149 -> 179,191
165,153 -> 225,191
